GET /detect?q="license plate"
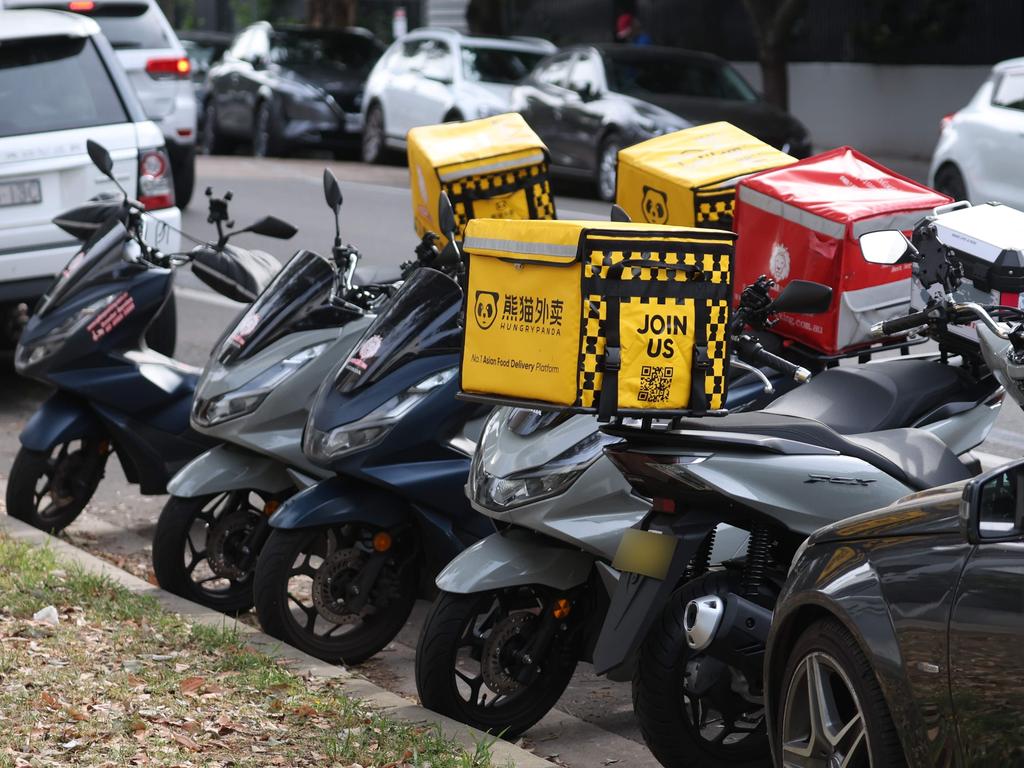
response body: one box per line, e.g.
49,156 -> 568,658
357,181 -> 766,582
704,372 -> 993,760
612,528 -> 677,580
0,179 -> 42,208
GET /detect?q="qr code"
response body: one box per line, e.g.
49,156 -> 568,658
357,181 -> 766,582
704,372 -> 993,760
638,365 -> 673,402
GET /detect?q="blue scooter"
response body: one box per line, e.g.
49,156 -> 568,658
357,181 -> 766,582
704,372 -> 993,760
252,196 -> 493,664
6,140 -> 294,532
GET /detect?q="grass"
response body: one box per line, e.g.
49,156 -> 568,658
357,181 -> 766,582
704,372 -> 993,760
0,534 -> 501,768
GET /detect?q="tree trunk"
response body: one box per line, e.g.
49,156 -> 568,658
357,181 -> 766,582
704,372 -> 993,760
740,0 -> 806,111
308,0 -> 356,28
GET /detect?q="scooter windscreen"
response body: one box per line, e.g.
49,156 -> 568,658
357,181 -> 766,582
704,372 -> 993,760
334,267 -> 462,392
215,249 -> 347,365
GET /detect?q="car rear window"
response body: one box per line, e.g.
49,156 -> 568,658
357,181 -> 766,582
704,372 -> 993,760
0,35 -> 129,139
87,3 -> 171,50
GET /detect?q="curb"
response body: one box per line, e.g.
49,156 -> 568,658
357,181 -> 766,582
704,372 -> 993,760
0,514 -> 552,768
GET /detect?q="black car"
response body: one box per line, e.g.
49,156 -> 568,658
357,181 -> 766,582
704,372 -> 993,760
202,22 -> 383,157
512,44 -> 811,200
766,461 -> 1024,767
177,29 -> 233,132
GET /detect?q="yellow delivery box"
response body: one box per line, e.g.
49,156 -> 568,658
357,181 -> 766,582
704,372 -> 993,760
616,122 -> 795,231
461,218 -> 734,418
407,113 -> 555,243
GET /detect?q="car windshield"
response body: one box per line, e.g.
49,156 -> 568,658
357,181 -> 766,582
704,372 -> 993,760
216,249 -> 346,365
606,53 -> 758,102
462,45 -> 545,84
0,35 -> 129,139
270,30 -> 380,71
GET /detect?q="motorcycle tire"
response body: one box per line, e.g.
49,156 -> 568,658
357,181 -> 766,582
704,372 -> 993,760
152,493 -> 259,614
633,570 -> 771,768
253,525 -> 417,665
415,588 -> 578,739
6,441 -> 106,533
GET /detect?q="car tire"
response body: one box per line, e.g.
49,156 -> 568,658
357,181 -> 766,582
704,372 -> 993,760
776,617 -> 905,767
934,163 -> 968,202
252,100 -> 286,158
362,103 -> 386,164
442,109 -> 463,123
145,292 -> 176,357
200,100 -> 233,155
171,146 -> 195,209
596,132 -> 621,202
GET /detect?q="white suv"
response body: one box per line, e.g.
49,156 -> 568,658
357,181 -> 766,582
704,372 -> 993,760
0,9 -> 180,345
4,0 -> 198,207
360,28 -> 555,163
930,57 -> 1024,209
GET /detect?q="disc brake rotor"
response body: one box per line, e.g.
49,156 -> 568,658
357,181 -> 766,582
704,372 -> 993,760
312,547 -> 365,624
50,449 -> 90,507
481,612 -> 536,695
207,508 -> 256,579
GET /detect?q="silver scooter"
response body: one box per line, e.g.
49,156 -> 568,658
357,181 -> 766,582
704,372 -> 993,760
152,171 -> 432,612
415,230 -> 1003,742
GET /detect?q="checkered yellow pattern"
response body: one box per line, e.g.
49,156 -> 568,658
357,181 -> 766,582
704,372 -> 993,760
695,188 -> 736,230
704,299 -> 729,409
443,163 -> 555,239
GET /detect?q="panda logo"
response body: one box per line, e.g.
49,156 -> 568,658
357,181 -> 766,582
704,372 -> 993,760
474,291 -> 499,330
641,186 -> 669,224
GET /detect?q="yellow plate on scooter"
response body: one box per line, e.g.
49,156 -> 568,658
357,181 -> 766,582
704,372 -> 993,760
612,529 -> 677,580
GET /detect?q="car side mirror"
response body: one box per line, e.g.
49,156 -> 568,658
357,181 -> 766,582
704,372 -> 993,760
87,140 -> 115,180
771,280 -> 832,314
245,215 -> 297,240
859,230 -> 918,265
961,461 -> 1024,544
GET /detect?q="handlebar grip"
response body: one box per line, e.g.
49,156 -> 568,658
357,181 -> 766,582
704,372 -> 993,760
736,337 -> 811,383
871,310 -> 930,338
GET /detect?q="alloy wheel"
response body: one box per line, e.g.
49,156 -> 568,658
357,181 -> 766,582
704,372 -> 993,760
253,104 -> 271,157
362,108 -> 384,164
780,651 -> 870,768
598,139 -> 620,201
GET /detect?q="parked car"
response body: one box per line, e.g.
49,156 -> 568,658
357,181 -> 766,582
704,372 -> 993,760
0,9 -> 180,348
203,22 -> 383,158
931,57 -> 1024,207
4,0 -> 198,208
360,28 -> 555,164
177,29 -> 233,135
513,44 -> 812,199
766,459 -> 1024,767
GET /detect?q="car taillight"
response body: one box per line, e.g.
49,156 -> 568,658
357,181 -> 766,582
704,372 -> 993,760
940,112 -> 957,132
137,148 -> 174,210
68,0 -> 95,9
145,57 -> 191,80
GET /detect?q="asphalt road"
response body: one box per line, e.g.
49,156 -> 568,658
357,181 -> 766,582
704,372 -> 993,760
2,155 -> 1024,768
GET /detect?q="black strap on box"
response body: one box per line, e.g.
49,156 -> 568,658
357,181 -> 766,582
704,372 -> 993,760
598,296 -> 622,422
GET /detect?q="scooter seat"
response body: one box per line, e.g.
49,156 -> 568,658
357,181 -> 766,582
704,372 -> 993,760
762,359 -> 972,434
844,428 -> 972,490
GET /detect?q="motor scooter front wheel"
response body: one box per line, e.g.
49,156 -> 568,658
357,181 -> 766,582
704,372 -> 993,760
415,588 -> 579,739
6,440 -> 107,532
253,524 -> 417,664
152,492 -> 268,614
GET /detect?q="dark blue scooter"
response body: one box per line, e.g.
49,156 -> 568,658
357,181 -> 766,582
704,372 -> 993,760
252,196 -> 492,665
6,140 -> 294,532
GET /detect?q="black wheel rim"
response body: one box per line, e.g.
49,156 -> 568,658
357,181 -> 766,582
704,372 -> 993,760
182,491 -> 262,597
780,652 -> 870,768
31,439 -> 103,524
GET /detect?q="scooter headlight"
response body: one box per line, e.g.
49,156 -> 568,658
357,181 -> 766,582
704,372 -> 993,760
15,293 -> 119,372
193,342 -> 327,427
470,430 -> 617,510
304,367 -> 457,462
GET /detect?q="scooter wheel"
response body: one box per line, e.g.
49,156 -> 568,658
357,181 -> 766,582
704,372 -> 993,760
6,441 -> 106,533
632,571 -> 772,768
253,525 -> 417,665
415,588 -> 579,738
152,493 -> 263,614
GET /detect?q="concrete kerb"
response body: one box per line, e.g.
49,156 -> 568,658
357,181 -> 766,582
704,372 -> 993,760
0,514 -> 553,768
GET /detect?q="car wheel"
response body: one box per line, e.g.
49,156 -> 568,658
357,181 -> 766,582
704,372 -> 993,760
934,163 -> 967,202
362,104 -> 386,164
200,100 -> 233,155
443,109 -> 463,123
777,617 -> 905,768
596,132 -> 621,202
170,146 -> 195,209
253,101 -> 285,158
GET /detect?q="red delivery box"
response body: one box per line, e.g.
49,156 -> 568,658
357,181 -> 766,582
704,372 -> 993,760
733,147 -> 951,355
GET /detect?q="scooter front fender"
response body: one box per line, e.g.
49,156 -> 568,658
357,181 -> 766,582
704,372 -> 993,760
19,392 -> 104,452
436,528 -> 596,594
167,444 -> 295,498
268,475 -> 409,530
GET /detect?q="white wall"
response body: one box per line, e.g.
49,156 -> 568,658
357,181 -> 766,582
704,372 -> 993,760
426,0 -> 469,30
733,62 -> 991,160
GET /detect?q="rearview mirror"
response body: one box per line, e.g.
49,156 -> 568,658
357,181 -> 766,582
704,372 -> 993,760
859,230 -> 917,265
323,168 -> 343,214
86,140 -> 115,180
438,192 -> 457,241
962,461 -> 1024,544
246,215 -> 297,240
771,279 -> 832,314
610,204 -> 631,223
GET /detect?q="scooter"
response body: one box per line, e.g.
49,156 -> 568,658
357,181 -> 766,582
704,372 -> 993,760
414,236 -> 1003,743
250,195 -> 493,664
152,170 -> 444,613
7,140 -> 294,533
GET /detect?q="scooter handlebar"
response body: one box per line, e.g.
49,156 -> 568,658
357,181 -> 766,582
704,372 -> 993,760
870,310 -> 930,338
734,336 -> 811,384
